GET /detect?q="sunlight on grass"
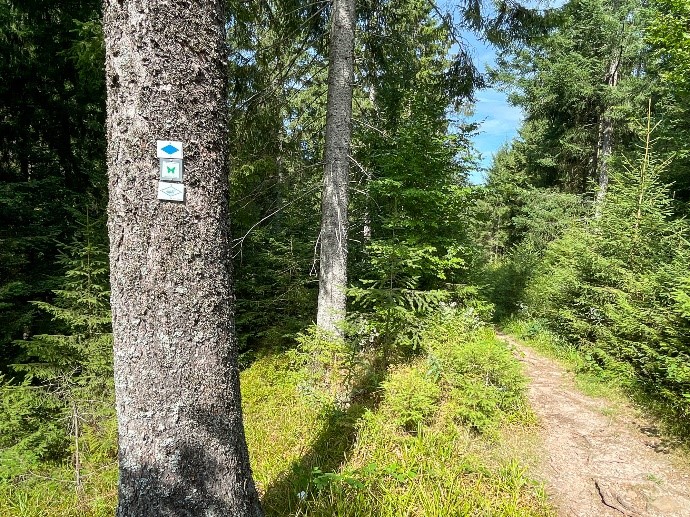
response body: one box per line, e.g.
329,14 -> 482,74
243,315 -> 554,516
0,316 -> 554,516
0,461 -> 117,517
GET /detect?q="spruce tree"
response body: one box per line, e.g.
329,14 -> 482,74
317,0 -> 356,337
526,107 -> 690,416
1,208 -> 113,483
103,1 -> 262,514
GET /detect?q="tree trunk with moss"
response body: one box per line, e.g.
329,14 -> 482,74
103,1 -> 262,515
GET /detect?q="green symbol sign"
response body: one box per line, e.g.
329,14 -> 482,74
159,158 -> 183,182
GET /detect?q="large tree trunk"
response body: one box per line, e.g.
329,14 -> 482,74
103,2 -> 263,516
317,0 -> 355,337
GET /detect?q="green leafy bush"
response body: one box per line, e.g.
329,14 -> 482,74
523,136 -> 690,419
381,364 -> 440,431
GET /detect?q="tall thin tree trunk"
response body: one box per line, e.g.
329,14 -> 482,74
362,82 -> 374,243
104,1 -> 262,516
362,68 -> 377,244
317,0 -> 355,337
595,51 -> 621,213
362,165 -> 373,243
362,8 -> 378,245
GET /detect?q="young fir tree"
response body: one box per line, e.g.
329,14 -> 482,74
526,107 -> 690,416
1,209 -> 114,484
16,211 -> 111,384
348,2 -> 483,355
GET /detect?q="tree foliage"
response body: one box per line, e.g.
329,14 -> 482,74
0,0 -> 105,370
491,0 -> 648,193
1,210 -> 113,481
478,0 -> 690,423
4,0 -> 690,506
526,157 -> 690,415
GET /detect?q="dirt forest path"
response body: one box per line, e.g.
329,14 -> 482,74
497,332 -> 690,517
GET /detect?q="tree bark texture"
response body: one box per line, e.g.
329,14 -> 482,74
595,52 -> 620,212
103,2 -> 263,516
317,0 -> 355,337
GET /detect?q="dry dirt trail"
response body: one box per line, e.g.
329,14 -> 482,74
497,332 -> 690,517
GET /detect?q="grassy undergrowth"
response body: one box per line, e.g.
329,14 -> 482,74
244,312 -> 553,516
0,383 -> 118,517
0,312 -> 553,516
502,317 -> 690,442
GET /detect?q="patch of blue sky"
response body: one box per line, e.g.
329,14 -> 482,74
447,0 -> 566,184
462,29 -> 522,184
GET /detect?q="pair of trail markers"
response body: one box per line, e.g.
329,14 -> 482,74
157,140 -> 185,202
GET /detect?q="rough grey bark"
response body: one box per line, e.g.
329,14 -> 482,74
317,0 -> 355,337
595,52 -> 621,213
103,1 -> 263,516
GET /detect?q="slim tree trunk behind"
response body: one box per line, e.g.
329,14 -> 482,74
317,0 -> 355,337
104,1 -> 262,515
595,52 -> 620,213
362,7 -> 379,244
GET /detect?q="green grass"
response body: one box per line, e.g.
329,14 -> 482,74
0,451 -> 118,517
0,314 -> 554,516
243,313 -> 554,516
0,399 -> 118,517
